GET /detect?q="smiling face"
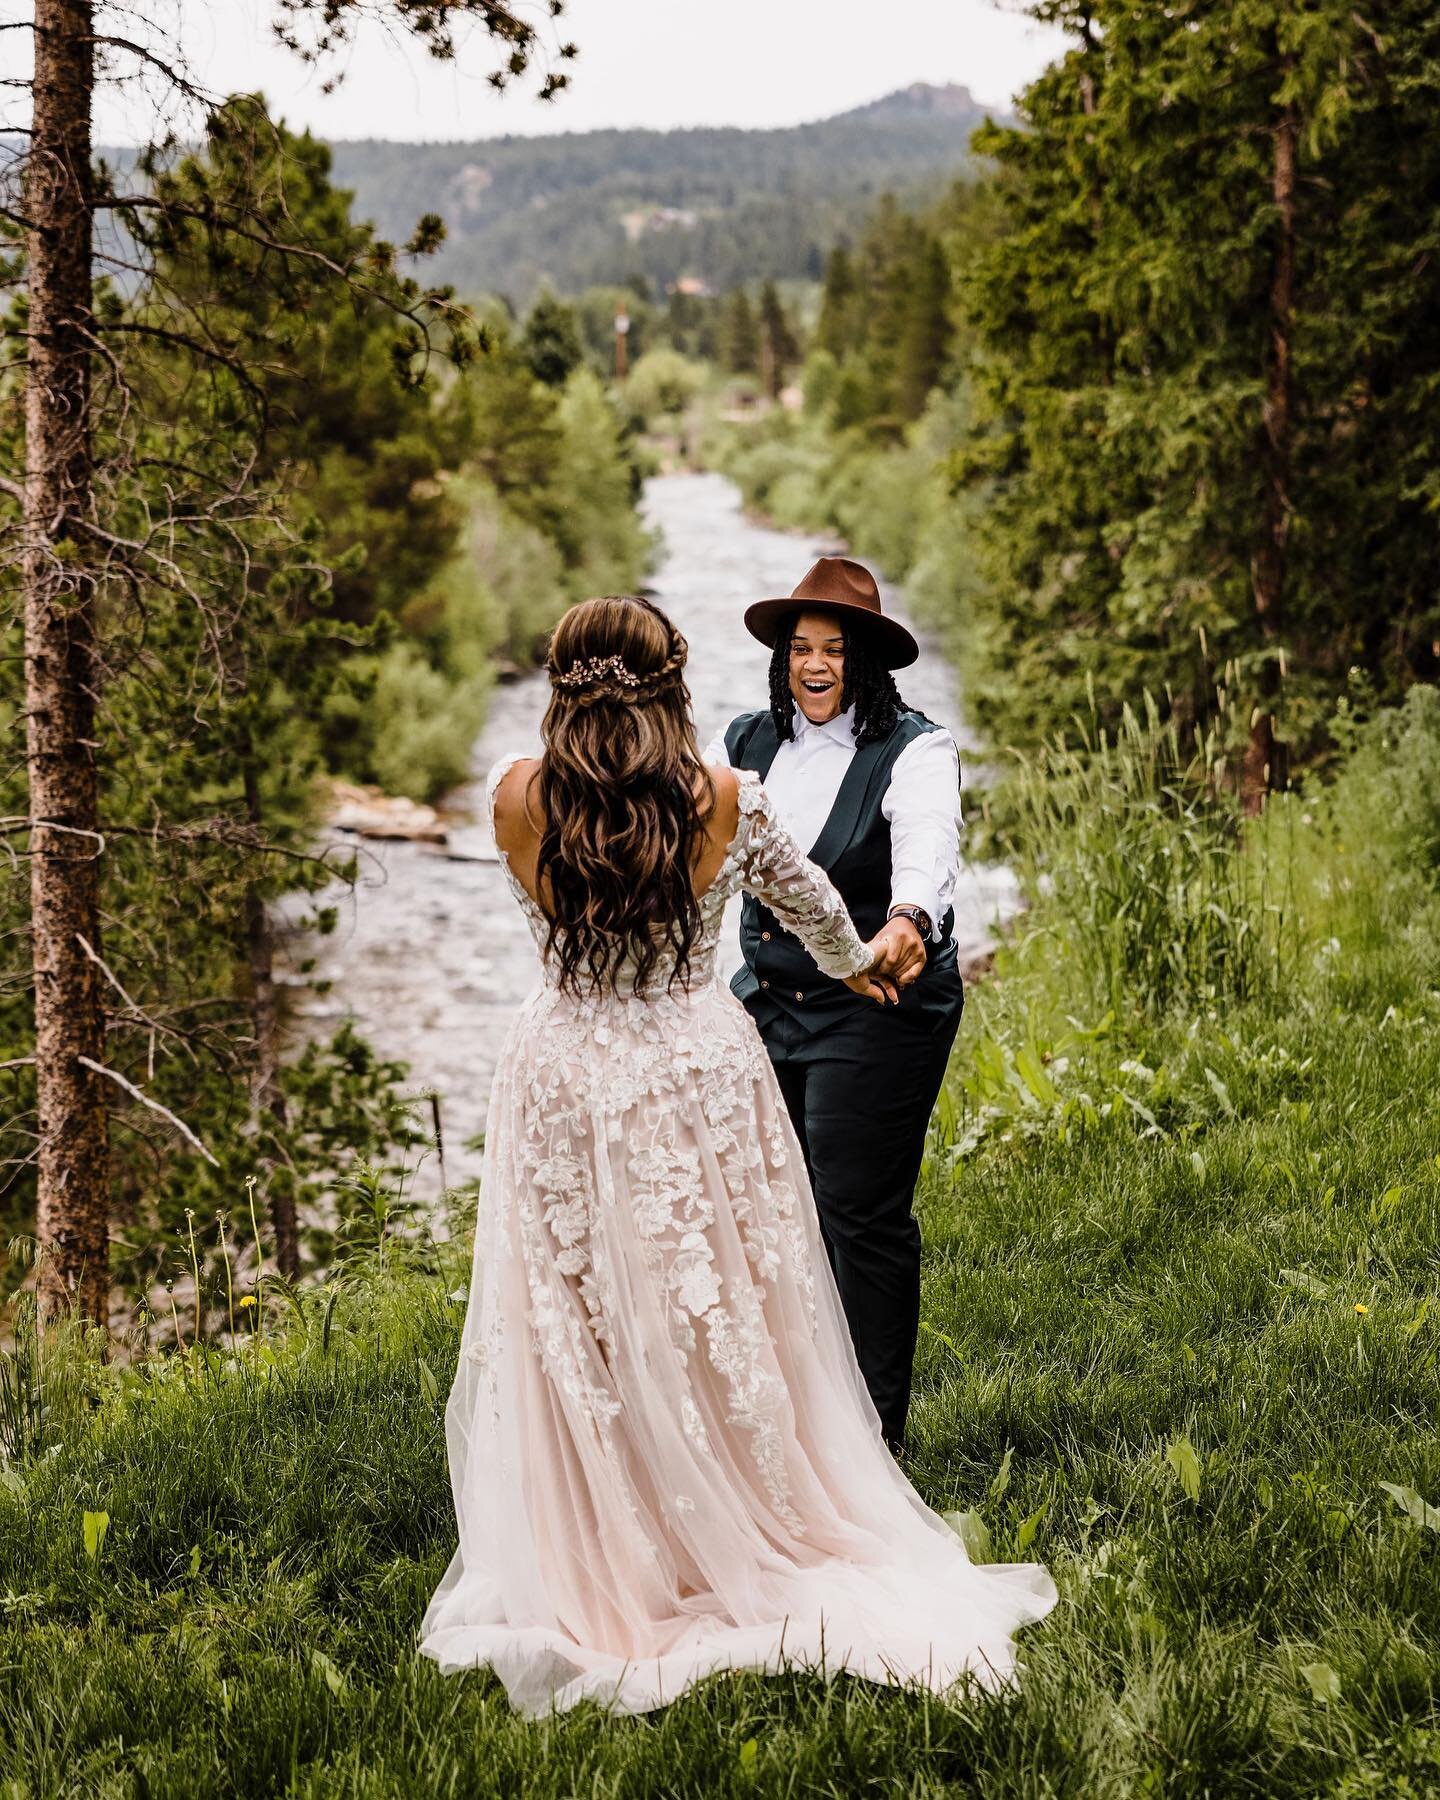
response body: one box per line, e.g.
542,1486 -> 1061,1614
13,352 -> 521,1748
787,610 -> 847,725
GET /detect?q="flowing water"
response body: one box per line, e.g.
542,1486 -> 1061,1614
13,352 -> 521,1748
276,471 -> 1018,1196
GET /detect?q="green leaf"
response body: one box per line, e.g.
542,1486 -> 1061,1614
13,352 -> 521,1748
188,1544 -> 202,1578
1015,1044 -> 1058,1105
1404,1297 -> 1429,1341
310,1649 -> 347,1697
1370,1184 -> 1404,1223
1165,1436 -> 1202,1502
738,1738 -> 758,1773
989,1446 -> 1014,1504
1203,1067 -> 1234,1115
1300,1661 -> 1342,1704
1014,1503 -> 1047,1554
1279,1267 -> 1333,1299
1379,1481 -> 1440,1532
417,1358 -> 439,1405
82,1510 -> 110,1563
943,1508 -> 993,1563
920,1321 -> 964,1362
1120,1091 -> 1159,1131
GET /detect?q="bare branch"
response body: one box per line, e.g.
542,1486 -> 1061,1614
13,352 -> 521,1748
75,931 -> 142,1017
77,1056 -> 220,1167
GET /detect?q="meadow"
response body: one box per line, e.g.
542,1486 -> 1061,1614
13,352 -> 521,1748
3,690 -> 1438,1798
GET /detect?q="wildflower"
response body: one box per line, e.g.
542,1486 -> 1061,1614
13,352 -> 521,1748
239,1295 -> 257,1309
1354,1303 -> 1369,1315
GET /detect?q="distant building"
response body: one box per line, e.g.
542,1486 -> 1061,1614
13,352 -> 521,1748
620,206 -> 699,244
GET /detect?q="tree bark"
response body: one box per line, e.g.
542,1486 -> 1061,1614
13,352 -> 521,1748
25,0 -> 110,1325
1246,72 -> 1298,813
242,755 -> 297,1279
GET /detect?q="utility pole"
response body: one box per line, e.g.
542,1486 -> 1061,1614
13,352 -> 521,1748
614,304 -> 630,382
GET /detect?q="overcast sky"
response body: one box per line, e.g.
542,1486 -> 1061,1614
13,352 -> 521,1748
56,0 -> 1071,145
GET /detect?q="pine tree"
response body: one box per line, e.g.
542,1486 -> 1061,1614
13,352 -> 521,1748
520,290 -> 585,388
815,244 -> 859,358
893,234 -> 951,421
9,4 -> 579,1325
960,0 -> 1440,766
720,289 -> 761,376
757,281 -> 798,398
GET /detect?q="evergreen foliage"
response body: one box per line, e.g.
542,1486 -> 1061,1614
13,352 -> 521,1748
2,95 -> 650,1310
726,5 -> 1440,770
720,289 -> 760,376
520,291 -> 586,388
757,281 -> 800,398
959,0 -> 1440,765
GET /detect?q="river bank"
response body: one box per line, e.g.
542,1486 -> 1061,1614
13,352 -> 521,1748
274,470 -> 1018,1195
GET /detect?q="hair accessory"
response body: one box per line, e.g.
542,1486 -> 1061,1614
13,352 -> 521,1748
552,654 -> 641,692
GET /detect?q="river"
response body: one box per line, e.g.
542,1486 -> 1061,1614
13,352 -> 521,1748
276,471 -> 1018,1197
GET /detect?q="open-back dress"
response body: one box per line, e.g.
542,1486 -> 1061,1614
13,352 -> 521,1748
419,755 -> 1055,1714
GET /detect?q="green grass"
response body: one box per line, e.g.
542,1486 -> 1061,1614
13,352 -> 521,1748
3,694 -> 1439,1797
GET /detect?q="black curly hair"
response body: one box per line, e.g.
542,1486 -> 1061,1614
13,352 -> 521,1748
767,611 -> 912,747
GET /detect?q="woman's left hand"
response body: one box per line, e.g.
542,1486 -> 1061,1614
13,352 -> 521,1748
843,970 -> 900,1006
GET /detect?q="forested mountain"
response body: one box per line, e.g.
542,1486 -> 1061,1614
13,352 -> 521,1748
326,84 -> 994,302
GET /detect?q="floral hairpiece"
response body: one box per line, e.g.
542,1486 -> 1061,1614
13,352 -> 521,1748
551,654 -> 640,691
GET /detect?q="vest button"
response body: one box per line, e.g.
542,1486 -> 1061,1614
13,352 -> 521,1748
761,931 -> 771,941
760,979 -> 769,989
794,990 -> 804,1001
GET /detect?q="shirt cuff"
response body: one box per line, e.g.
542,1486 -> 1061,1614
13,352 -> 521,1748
888,880 -> 944,941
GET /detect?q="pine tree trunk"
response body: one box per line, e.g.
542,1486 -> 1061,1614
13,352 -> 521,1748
1246,75 -> 1297,814
25,0 -> 110,1325
242,758 -> 297,1279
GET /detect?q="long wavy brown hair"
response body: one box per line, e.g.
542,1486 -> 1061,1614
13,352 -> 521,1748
536,595 -> 716,996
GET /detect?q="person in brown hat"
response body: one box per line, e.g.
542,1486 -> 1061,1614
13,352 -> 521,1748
706,556 -> 965,1457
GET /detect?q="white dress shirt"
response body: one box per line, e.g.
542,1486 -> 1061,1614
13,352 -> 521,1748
706,705 -> 962,942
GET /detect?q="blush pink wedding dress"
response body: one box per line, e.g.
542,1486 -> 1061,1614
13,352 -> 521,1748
418,755 -> 1055,1715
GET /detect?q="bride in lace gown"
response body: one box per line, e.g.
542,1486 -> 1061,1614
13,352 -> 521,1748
419,596 -> 1055,1715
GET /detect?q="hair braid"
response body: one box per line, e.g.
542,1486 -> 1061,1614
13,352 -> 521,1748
766,613 -> 911,746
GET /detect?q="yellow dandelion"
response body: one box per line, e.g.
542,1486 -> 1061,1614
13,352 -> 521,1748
239,1295 -> 257,1309
1354,1303 -> 1369,1315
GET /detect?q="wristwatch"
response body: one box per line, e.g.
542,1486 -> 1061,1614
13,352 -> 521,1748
887,904 -> 933,940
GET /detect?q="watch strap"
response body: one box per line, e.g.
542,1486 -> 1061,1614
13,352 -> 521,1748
887,904 -> 933,938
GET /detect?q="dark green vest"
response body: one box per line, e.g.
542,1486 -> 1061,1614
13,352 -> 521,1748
724,709 -> 960,1031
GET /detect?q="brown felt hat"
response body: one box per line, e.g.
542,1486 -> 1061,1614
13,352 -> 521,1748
744,555 -> 919,670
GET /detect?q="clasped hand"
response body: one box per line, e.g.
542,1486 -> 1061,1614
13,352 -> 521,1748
841,915 -> 928,1008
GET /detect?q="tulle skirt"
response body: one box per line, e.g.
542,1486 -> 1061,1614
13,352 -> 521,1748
419,979 -> 1055,1715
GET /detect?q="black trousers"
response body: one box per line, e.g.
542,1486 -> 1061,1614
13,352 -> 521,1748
747,980 -> 963,1452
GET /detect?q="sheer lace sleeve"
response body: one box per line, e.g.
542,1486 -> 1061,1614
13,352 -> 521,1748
735,773 -> 873,978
